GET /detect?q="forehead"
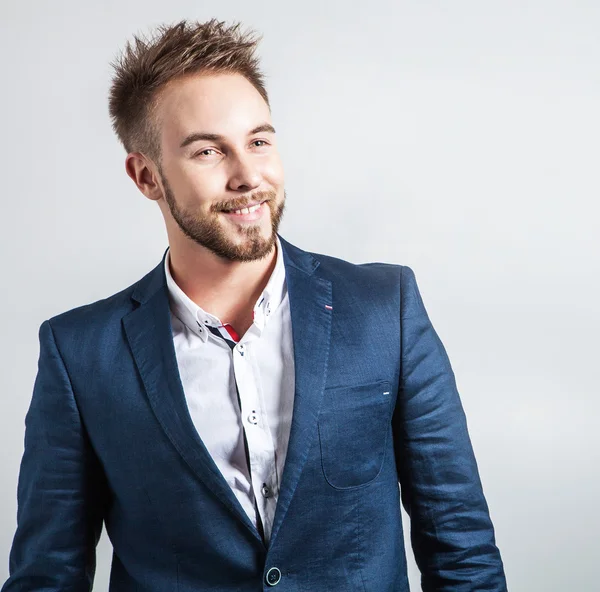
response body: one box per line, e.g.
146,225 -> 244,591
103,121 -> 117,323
156,73 -> 271,148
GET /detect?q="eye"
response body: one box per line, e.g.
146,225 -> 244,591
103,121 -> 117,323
252,139 -> 269,148
195,148 -> 219,158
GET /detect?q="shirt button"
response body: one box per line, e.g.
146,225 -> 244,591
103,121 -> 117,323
261,484 -> 271,498
248,412 -> 259,425
265,567 -> 281,586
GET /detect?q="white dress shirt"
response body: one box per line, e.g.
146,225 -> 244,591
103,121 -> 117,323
164,236 -> 295,543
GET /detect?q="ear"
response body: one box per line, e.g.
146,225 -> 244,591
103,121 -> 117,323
125,152 -> 163,201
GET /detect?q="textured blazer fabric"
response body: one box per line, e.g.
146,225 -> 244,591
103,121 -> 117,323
2,235 -> 507,591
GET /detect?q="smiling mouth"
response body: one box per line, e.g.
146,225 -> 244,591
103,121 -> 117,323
220,200 -> 267,215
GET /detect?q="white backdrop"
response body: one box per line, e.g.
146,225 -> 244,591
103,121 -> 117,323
1,1 -> 598,590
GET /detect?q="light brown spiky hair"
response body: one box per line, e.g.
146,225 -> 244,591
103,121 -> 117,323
108,18 -> 269,162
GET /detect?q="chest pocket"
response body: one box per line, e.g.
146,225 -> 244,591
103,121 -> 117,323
317,380 -> 392,489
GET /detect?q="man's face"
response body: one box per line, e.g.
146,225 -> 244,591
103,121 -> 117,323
153,72 -> 285,262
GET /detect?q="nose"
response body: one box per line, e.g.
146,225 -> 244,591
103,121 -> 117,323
227,152 -> 263,193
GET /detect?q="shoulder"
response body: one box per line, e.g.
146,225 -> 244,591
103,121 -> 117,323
294,241 -> 419,312
45,264 -> 156,346
303,244 -> 416,294
48,284 -> 133,327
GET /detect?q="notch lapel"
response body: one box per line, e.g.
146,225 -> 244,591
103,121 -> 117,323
122,251 -> 264,546
269,237 -> 333,545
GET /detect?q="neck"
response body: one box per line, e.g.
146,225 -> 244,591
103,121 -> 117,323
167,237 -> 278,324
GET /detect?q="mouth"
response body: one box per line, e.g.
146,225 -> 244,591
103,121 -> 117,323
219,200 -> 268,222
221,200 -> 266,215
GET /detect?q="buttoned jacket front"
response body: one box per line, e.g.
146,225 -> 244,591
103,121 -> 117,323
2,235 -> 507,592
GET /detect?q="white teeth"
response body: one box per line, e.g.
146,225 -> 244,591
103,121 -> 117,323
231,203 -> 261,215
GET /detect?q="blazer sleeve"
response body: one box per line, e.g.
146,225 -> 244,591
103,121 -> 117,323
393,266 -> 507,591
2,320 -> 107,592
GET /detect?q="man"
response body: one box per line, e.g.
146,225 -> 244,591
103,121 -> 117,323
2,18 -> 507,592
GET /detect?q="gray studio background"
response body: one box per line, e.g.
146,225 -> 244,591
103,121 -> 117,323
1,1 -> 598,590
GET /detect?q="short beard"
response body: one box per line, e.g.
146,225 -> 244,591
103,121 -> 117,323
160,170 -> 286,263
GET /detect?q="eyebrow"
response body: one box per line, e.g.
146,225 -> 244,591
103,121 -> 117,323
179,123 -> 276,148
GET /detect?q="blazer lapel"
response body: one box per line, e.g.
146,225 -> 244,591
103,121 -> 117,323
269,236 -> 333,545
122,250 -> 263,545
121,237 -> 333,549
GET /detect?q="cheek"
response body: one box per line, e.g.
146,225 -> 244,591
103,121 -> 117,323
264,156 -> 285,187
177,166 -> 223,205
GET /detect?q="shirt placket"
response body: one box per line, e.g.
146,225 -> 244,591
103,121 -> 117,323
232,338 -> 278,542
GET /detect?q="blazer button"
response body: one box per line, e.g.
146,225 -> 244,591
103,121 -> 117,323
265,566 -> 281,586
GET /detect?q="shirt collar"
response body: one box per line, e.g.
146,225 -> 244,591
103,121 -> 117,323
164,235 -> 287,342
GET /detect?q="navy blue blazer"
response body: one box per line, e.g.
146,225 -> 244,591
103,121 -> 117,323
2,235 -> 506,591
